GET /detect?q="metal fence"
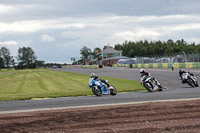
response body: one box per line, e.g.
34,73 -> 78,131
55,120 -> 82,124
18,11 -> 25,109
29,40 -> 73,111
135,53 -> 200,64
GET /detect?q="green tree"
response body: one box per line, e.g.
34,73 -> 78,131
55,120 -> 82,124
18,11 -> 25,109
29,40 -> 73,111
0,49 -> 4,68
80,46 -> 91,60
11,58 -> 15,68
103,44 -> 112,50
17,47 -> 37,69
35,60 -> 45,68
93,47 -> 102,60
0,47 -> 12,68
114,39 -> 200,57
114,44 -> 123,51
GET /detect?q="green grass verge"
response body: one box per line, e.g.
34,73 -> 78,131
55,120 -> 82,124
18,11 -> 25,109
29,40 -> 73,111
0,69 -> 145,101
82,65 -> 98,69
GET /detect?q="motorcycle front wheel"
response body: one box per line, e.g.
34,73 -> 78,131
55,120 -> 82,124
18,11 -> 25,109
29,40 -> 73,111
188,79 -> 195,87
144,81 -> 154,92
195,82 -> 199,87
92,86 -> 102,96
109,85 -> 117,96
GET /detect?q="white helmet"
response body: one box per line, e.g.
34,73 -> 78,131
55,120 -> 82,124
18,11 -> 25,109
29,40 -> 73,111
90,73 -> 96,78
140,68 -> 145,74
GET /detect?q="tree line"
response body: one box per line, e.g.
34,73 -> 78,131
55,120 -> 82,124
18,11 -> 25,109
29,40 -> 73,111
114,39 -> 200,57
0,46 -> 38,69
0,46 -> 69,69
78,39 -> 200,64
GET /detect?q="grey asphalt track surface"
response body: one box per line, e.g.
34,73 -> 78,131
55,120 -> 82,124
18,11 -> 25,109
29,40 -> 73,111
0,67 -> 200,113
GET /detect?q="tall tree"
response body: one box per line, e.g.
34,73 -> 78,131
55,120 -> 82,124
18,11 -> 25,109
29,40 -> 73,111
35,60 -> 45,68
114,44 -> 123,51
0,47 -> 12,68
80,46 -> 91,60
93,47 -> 102,59
17,47 -> 37,69
103,44 -> 112,50
0,49 -> 4,68
11,58 -> 15,68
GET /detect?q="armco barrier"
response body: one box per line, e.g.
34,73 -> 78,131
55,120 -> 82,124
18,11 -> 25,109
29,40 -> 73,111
162,63 -> 168,68
194,62 -> 200,68
186,63 -> 193,69
174,63 -> 179,69
116,62 -> 200,69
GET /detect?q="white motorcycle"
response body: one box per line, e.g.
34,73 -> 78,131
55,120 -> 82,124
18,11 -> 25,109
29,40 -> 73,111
141,75 -> 163,92
181,72 -> 198,87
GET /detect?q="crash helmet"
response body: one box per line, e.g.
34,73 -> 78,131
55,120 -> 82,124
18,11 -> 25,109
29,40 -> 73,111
179,69 -> 183,74
140,68 -> 145,74
179,69 -> 183,76
90,73 -> 96,78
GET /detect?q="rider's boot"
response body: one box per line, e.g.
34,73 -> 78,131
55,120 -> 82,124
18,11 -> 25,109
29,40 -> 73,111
157,85 -> 163,91
182,79 -> 186,84
109,86 -> 113,89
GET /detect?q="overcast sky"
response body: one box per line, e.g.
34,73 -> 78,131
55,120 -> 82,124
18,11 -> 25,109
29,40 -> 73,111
0,0 -> 200,63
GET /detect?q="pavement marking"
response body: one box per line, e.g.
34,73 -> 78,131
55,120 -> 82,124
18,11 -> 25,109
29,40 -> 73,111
31,98 -> 49,100
1,98 -> 200,114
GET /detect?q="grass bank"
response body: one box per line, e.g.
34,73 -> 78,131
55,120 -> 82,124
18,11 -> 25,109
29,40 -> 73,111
0,69 -> 144,101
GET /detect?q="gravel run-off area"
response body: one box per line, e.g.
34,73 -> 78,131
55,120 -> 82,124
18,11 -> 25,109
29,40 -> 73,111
1,99 -> 200,133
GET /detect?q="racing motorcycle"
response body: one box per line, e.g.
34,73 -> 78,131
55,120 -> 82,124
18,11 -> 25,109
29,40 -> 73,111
141,75 -> 163,92
88,78 -> 117,96
181,72 -> 198,87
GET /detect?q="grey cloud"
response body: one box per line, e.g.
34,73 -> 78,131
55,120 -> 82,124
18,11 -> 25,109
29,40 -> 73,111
1,0 -> 200,63
1,0 -> 200,22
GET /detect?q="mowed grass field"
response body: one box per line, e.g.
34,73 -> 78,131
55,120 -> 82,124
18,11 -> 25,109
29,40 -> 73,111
0,69 -> 144,101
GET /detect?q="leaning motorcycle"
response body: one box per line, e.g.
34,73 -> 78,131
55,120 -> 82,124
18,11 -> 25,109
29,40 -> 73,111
141,75 -> 163,92
88,78 -> 117,96
181,72 -> 198,87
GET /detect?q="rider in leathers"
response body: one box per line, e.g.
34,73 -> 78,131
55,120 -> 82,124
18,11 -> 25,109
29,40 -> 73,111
140,68 -> 163,90
179,69 -> 194,84
90,73 -> 111,88
140,68 -> 151,82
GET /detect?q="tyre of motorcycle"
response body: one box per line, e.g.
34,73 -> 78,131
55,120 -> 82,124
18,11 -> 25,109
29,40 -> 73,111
195,82 -> 199,87
109,85 -> 117,96
92,86 -> 102,96
187,78 -> 195,87
144,81 -> 155,92
192,77 -> 199,87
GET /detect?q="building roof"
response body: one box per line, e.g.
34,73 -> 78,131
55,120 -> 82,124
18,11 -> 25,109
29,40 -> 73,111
103,55 -> 130,61
103,47 -> 121,54
88,59 -> 97,63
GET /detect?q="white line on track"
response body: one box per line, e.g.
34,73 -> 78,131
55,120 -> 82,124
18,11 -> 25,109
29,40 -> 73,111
1,98 -> 200,114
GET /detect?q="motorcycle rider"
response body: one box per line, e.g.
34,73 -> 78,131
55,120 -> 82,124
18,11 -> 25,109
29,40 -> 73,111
140,68 -> 151,82
90,73 -> 100,80
90,73 -> 111,88
179,69 -> 194,84
140,68 -> 164,90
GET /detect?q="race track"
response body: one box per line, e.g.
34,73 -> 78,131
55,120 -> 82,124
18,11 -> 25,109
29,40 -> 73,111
0,67 -> 200,113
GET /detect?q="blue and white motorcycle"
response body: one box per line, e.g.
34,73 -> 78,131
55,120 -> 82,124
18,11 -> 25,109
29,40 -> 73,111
88,78 -> 117,96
